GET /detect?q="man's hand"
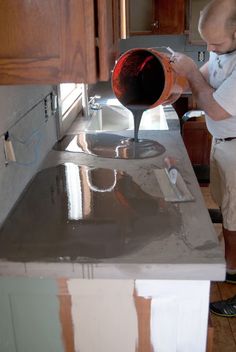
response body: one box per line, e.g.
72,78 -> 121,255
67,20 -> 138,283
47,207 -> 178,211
170,53 -> 198,79
168,52 -> 229,121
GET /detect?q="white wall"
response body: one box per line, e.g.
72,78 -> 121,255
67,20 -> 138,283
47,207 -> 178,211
0,85 -> 58,225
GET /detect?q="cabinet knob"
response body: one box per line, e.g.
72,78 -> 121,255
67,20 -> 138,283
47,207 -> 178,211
151,20 -> 159,31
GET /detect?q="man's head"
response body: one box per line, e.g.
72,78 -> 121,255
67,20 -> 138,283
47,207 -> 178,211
198,0 -> 236,54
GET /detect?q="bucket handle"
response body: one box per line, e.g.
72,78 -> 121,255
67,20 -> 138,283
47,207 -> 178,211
150,46 -> 176,62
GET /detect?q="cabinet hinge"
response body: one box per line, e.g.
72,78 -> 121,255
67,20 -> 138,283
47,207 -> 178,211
50,92 -> 58,114
44,92 -> 58,122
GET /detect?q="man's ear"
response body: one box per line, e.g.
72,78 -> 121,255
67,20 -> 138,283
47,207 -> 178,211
234,30 -> 236,39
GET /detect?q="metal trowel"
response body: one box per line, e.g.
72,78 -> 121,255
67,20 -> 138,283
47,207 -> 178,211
154,157 -> 195,202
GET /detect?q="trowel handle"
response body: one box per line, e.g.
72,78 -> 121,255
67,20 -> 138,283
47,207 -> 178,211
164,156 -> 178,170
164,156 -> 179,185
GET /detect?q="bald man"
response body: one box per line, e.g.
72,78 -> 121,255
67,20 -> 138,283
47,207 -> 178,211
171,0 -> 236,317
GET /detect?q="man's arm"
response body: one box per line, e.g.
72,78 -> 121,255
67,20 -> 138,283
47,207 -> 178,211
171,53 -> 230,121
200,62 -> 209,80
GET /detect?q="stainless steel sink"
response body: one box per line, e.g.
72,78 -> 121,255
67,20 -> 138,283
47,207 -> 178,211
86,103 -> 168,131
86,104 -> 132,131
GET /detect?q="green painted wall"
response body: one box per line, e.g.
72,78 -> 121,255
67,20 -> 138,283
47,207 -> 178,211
0,278 -> 64,352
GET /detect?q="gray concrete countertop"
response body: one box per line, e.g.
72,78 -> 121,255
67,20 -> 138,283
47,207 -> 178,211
0,128 -> 225,281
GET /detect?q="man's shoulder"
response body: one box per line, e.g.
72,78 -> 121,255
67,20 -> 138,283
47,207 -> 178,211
210,51 -> 236,75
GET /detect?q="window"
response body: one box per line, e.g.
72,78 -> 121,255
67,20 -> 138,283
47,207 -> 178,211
57,83 -> 83,138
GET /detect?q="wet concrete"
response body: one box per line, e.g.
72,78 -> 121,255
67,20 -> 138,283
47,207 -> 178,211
0,163 -> 181,262
54,132 -> 166,159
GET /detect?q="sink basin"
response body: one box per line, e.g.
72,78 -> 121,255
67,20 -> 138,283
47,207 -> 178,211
86,104 -> 168,131
86,105 -> 132,131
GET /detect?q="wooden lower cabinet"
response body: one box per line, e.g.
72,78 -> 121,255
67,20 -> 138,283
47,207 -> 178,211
182,117 -> 212,166
0,278 -> 211,352
173,96 -> 212,168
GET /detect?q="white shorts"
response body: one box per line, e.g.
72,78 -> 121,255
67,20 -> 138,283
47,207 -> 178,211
210,138 -> 236,231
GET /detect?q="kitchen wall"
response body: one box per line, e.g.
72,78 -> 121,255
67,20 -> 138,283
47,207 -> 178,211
0,85 -> 58,225
119,34 -> 209,67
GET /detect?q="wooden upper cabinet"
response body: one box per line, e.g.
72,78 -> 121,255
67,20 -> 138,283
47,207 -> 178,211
128,0 -> 185,36
154,0 -> 185,34
188,0 -> 209,44
97,0 -> 121,81
0,0 -> 121,85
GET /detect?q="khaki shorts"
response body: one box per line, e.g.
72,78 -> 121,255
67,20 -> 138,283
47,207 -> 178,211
210,138 -> 236,231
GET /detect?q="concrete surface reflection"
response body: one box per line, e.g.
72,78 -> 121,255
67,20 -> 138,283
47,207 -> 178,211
54,132 -> 166,159
0,163 -> 181,261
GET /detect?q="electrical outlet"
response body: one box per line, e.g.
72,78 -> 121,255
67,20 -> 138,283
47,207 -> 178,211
4,139 -> 16,162
198,51 -> 205,62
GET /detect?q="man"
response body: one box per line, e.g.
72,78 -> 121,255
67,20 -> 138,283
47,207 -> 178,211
170,0 -> 236,317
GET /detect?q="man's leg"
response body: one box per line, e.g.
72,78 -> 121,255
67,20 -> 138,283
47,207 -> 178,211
210,140 -> 236,273
210,140 -> 236,317
223,227 -> 236,282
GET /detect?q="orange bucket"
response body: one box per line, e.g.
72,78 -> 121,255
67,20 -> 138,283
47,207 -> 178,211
112,48 -> 187,109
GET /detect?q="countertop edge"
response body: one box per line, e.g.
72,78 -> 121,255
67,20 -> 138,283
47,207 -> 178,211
0,261 -> 225,281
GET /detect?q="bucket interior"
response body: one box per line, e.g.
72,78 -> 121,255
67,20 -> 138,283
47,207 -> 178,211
113,50 -> 165,108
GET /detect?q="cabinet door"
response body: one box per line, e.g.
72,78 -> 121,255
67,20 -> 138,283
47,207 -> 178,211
0,0 -> 118,84
128,0 -> 185,36
182,119 -> 212,165
97,0 -> 121,81
0,278 -> 65,352
189,0 -> 209,44
0,293 -> 16,352
154,0 -> 185,34
128,0 -> 155,35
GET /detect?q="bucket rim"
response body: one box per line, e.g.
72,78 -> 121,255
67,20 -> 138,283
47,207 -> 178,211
112,47 -> 176,108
